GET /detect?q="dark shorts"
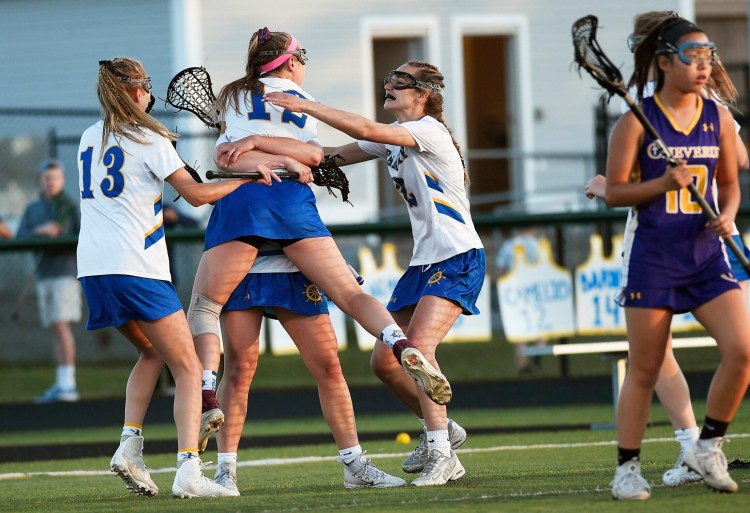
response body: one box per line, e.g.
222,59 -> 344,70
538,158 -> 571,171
387,248 -> 486,315
80,275 -> 183,329
616,272 -> 740,314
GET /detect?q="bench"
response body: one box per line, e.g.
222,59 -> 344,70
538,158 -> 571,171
522,336 -> 717,429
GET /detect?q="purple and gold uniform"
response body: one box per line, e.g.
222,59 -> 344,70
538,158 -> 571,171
618,94 -> 739,312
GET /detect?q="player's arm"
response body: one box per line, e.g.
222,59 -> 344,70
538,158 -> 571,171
215,135 -> 323,168
604,112 -> 692,207
712,107 -> 740,238
322,142 -> 377,167
166,167 -> 270,206
263,92 -> 417,147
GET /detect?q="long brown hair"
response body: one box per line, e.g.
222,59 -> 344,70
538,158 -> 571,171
96,58 -> 176,159
628,13 -> 737,107
215,28 -> 295,119
405,60 -> 469,184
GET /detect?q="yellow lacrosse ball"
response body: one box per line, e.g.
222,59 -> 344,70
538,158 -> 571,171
395,432 -> 411,444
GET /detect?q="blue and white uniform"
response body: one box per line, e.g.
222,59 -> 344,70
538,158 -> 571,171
617,95 -> 739,312
77,121 -> 185,328
224,243 -> 329,317
358,116 -> 485,314
205,77 -> 329,250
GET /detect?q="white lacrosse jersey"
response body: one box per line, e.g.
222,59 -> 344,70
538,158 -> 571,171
221,77 -> 320,144
358,116 -> 483,266
77,121 -> 183,280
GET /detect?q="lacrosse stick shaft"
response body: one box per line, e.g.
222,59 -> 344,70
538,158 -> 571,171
621,93 -> 750,274
206,170 -> 300,180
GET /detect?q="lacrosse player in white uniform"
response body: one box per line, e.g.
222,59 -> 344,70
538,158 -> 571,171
189,28 -> 452,462
78,57 -> 262,499
265,60 -> 485,486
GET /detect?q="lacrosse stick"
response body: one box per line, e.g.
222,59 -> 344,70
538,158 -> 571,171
165,67 -> 220,129
205,170 -> 299,180
165,67 -> 352,201
572,15 -> 750,274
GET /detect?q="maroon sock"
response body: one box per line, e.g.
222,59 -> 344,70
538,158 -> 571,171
392,339 -> 413,361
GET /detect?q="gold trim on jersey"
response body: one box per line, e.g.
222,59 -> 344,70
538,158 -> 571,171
654,93 -> 703,135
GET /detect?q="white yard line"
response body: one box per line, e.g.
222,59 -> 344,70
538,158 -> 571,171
1,433 -> 748,480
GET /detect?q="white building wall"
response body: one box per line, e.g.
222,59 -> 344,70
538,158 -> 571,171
0,0 -> 693,219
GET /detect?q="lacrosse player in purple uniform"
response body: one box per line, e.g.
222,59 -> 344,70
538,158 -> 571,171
265,60 -> 484,486
602,18 -> 750,500
585,10 -> 750,490
189,28 -> 450,458
78,58 -> 257,498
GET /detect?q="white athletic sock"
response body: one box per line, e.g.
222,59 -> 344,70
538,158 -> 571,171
218,452 -> 237,465
426,430 -> 451,457
177,450 -> 199,467
675,426 -> 700,452
56,365 -> 76,389
380,324 -> 406,349
121,423 -> 142,441
338,444 -> 363,464
202,370 -> 217,391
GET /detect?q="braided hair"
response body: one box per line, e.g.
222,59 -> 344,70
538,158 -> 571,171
97,58 -> 177,160
216,28 -> 295,120
405,60 -> 469,184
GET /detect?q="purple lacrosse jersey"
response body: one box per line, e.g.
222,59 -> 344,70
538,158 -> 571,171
621,94 -> 731,288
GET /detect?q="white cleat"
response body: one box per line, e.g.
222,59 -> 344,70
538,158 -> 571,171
662,452 -> 703,487
172,458 -> 238,498
214,461 -> 240,496
410,449 -> 465,487
339,453 -> 407,489
400,347 -> 452,405
110,435 -> 159,496
683,437 -> 738,493
611,458 -> 650,500
403,419 -> 467,473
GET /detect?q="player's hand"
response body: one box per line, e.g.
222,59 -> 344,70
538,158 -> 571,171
707,213 -> 734,238
252,164 -> 283,186
285,159 -> 313,184
584,175 -> 606,199
662,160 -> 693,191
215,140 -> 255,168
263,92 -> 309,113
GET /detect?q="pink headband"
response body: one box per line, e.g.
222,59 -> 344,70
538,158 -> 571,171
259,36 -> 297,74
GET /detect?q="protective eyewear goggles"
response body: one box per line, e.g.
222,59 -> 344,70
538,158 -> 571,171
658,41 -> 717,66
383,70 -> 442,94
258,48 -> 308,65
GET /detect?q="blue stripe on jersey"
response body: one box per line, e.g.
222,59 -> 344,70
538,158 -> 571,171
144,220 -> 165,250
433,198 -> 465,224
424,171 -> 444,193
153,195 -> 163,216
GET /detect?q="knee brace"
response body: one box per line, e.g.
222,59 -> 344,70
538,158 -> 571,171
187,293 -> 223,338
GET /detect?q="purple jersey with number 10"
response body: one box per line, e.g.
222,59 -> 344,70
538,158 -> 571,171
621,94 -> 730,288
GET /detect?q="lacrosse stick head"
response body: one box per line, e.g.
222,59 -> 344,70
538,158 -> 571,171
165,67 -> 220,129
572,15 -> 627,99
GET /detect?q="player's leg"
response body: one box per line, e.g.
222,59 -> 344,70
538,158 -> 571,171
285,237 -> 450,404
136,311 -> 236,498
189,241 -> 260,451
688,289 -> 750,492
110,320 -> 164,496
277,307 -> 405,488
212,308 -> 263,496
612,307 -> 671,500
653,336 -> 701,486
405,296 -> 466,487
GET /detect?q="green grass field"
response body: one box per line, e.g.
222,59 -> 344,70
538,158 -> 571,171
1,403 -> 748,513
